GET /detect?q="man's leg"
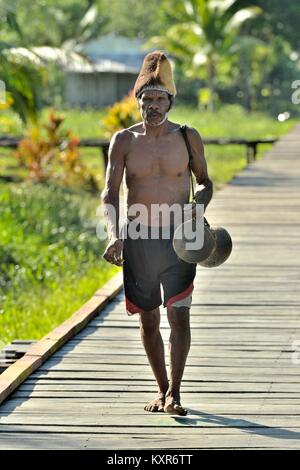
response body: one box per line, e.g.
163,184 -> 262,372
139,307 -> 169,412
165,305 -> 191,415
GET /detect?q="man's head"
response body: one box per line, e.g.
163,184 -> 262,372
137,89 -> 174,126
134,50 -> 176,126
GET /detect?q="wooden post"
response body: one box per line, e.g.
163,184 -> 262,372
253,143 -> 258,160
246,144 -> 252,164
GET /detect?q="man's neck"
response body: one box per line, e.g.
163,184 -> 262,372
142,119 -> 170,138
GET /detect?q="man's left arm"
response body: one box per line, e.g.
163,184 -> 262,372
186,127 -> 213,212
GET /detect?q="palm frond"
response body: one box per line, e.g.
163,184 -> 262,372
224,6 -> 262,32
222,0 -> 262,22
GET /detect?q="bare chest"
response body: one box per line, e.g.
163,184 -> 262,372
125,133 -> 189,179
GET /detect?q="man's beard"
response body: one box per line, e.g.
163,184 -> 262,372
141,110 -> 169,127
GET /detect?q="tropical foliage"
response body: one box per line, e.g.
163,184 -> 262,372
15,110 -> 99,191
0,6 -> 46,122
146,0 -> 263,110
101,91 -> 140,138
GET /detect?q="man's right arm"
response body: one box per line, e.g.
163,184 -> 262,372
101,130 -> 127,265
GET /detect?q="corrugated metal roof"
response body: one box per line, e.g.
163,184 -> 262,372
5,46 -> 140,74
75,33 -> 153,70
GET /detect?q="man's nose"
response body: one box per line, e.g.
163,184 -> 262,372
149,103 -> 159,111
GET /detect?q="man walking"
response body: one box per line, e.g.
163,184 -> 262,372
102,51 -> 213,415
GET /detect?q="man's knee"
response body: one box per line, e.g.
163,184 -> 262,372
167,306 -> 190,330
139,308 -> 160,334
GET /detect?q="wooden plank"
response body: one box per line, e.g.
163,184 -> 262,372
1,425 -> 300,436
26,370 -> 300,382
12,381 -> 300,392
2,401 -> 300,415
4,395 -> 300,405
33,357 -> 296,367
2,413 -> 300,429
31,364 -> 300,375
1,431 -> 300,450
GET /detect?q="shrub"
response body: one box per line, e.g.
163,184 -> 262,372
101,90 -> 140,138
0,92 -> 20,134
15,110 -> 98,191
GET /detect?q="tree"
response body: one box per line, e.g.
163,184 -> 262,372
0,5 -> 45,122
251,0 -> 300,52
0,1 -> 106,122
0,0 -> 109,48
146,0 -> 263,110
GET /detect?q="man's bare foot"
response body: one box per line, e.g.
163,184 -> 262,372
164,391 -> 188,416
144,391 -> 165,412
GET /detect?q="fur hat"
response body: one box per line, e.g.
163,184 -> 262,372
134,50 -> 176,99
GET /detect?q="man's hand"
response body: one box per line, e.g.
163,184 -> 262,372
194,178 -> 213,211
103,237 -> 124,266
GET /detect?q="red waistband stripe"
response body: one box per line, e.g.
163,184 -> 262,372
165,282 -> 194,307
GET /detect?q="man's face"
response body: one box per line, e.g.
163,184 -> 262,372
138,90 -> 171,126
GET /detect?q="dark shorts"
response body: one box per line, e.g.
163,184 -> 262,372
122,219 -> 197,315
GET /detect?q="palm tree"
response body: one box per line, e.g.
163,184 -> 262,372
147,0 -> 263,110
0,7 -> 44,122
0,1 -> 103,123
230,35 -> 271,111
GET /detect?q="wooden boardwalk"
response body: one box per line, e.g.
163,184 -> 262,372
1,124 -> 300,449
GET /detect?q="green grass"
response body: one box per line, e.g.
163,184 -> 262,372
169,104 -> 296,185
0,103 -> 297,344
57,107 -> 107,138
0,182 -> 119,344
1,263 -> 116,343
170,104 -> 294,138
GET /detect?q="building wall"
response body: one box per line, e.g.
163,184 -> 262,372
63,72 -> 136,107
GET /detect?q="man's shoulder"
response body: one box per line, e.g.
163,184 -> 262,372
126,122 -> 144,132
110,127 -> 135,150
180,125 -> 205,162
111,122 -> 144,143
183,125 -> 201,138
123,122 -> 145,136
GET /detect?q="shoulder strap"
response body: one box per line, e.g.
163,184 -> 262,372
180,125 -> 195,201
